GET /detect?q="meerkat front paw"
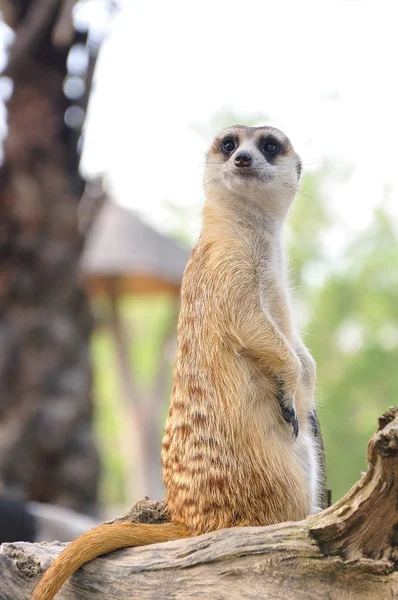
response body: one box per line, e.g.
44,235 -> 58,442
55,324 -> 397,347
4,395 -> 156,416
276,384 -> 299,439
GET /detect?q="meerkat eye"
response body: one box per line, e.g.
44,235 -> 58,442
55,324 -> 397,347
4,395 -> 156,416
221,137 -> 236,154
261,139 -> 281,156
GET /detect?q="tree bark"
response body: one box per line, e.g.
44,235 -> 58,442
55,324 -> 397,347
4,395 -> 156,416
0,0 -> 99,512
1,408 -> 397,599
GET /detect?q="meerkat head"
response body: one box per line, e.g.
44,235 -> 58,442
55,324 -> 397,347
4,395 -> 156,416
204,125 -> 302,221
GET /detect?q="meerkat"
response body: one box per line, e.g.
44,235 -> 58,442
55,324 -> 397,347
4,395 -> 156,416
31,125 -> 321,600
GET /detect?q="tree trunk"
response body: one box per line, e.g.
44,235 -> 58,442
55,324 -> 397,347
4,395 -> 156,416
0,0 -> 99,513
1,408 -> 397,599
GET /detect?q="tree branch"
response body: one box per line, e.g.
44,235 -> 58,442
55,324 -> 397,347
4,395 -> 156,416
309,406 -> 398,562
0,0 -> 17,28
51,0 -> 77,48
5,0 -> 61,75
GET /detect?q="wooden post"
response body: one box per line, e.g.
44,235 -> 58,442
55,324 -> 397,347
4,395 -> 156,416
106,279 -> 147,501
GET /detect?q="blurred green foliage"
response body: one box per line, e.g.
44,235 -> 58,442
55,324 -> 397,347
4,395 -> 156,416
191,105 -> 268,140
91,296 -> 175,506
288,175 -> 398,500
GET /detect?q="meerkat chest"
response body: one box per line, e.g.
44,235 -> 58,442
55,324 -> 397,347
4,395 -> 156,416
256,243 -> 293,338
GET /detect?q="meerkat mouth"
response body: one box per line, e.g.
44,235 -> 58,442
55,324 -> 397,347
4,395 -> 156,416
232,168 -> 257,179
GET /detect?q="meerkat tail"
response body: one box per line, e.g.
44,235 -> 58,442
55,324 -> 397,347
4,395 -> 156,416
31,522 -> 190,600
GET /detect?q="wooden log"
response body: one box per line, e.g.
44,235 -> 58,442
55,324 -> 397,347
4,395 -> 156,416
1,408 -> 397,600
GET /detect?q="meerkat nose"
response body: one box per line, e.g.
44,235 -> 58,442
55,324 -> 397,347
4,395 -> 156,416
234,152 -> 252,167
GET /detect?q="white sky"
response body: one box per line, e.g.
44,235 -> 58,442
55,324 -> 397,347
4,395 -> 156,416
81,0 -> 398,243
2,0 -> 398,244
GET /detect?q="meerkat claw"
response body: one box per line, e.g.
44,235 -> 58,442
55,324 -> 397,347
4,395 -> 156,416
280,402 -> 299,439
276,383 -> 299,438
309,410 -> 319,437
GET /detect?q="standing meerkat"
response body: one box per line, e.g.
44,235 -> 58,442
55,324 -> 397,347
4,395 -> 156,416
31,125 -> 321,600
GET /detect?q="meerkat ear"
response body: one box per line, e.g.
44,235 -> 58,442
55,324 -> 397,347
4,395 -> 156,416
295,157 -> 302,180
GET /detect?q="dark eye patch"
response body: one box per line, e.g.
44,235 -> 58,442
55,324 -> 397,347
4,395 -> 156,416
259,137 -> 284,158
221,137 -> 237,155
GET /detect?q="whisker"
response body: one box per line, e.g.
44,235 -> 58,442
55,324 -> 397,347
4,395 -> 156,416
282,182 -> 318,201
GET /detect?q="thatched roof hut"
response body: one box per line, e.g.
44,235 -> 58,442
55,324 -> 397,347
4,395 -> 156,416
79,196 -> 190,499
80,199 -> 190,296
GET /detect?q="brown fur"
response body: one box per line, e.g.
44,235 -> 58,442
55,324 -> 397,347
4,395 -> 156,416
31,125 -> 318,600
31,523 -> 189,600
163,206 -> 312,534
